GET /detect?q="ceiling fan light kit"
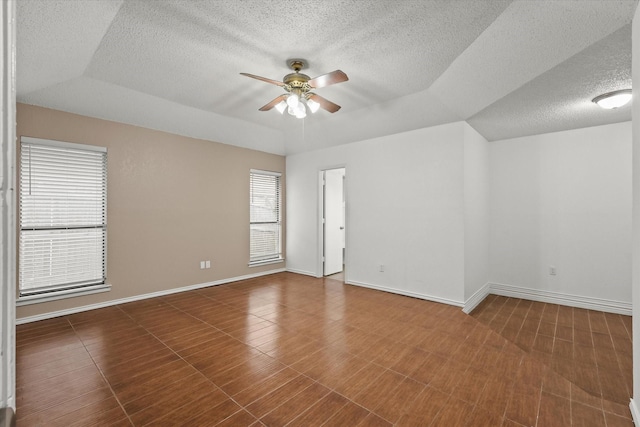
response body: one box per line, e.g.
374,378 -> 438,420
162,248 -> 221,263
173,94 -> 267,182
307,97 -> 321,113
275,100 -> 287,114
241,59 -> 348,119
592,89 -> 632,109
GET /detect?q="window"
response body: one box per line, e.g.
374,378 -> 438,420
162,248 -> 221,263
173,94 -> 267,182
249,169 -> 283,265
19,137 -> 108,301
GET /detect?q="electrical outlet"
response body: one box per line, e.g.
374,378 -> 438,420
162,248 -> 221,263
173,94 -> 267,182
549,266 -> 556,276
205,260 -> 211,269
200,261 -> 205,269
379,264 -> 384,272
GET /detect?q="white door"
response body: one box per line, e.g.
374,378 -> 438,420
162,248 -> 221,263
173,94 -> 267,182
323,168 -> 345,276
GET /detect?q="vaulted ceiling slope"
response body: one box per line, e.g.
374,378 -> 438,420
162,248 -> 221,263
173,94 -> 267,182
17,0 -> 637,155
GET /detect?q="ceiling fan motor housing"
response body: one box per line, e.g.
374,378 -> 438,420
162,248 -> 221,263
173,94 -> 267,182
283,72 -> 312,93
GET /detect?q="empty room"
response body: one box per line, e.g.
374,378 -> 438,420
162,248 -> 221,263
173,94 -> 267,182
2,1 -> 640,426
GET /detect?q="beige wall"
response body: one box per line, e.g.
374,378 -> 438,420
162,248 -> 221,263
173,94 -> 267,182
16,103 -> 285,320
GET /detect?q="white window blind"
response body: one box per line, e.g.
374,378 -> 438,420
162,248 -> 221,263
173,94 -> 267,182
19,137 -> 107,297
249,169 -> 282,265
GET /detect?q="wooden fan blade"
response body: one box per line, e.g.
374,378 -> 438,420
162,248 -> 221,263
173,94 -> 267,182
259,94 -> 287,111
240,72 -> 284,87
308,70 -> 348,89
308,94 -> 341,113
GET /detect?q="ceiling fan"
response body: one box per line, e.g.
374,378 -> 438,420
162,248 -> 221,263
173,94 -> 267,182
240,59 -> 348,119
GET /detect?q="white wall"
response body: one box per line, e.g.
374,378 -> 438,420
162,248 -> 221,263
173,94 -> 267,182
631,2 -> 640,419
463,123 -> 490,302
287,122 -> 467,306
288,117 -> 631,313
285,148 -> 334,277
489,122 -> 632,307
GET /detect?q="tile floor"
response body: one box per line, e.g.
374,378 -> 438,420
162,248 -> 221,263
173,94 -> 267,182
325,271 -> 344,282
470,294 -> 632,406
15,273 -> 634,426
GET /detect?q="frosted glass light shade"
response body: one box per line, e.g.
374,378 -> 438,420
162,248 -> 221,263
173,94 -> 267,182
275,100 -> 287,114
307,98 -> 320,113
286,93 -> 299,108
592,89 -> 632,109
294,102 -> 306,118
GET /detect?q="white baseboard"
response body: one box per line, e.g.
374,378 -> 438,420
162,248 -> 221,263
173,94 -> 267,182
347,280 -> 464,308
630,399 -> 640,425
285,268 -> 319,278
489,282 -> 632,316
18,273 -> 631,324
462,282 -> 491,314
16,268 -> 286,324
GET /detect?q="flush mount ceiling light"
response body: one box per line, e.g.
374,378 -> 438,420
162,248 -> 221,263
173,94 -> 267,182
592,89 -> 632,109
240,59 -> 349,119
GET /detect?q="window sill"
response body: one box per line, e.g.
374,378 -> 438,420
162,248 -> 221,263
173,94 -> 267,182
248,258 -> 285,268
17,283 -> 111,306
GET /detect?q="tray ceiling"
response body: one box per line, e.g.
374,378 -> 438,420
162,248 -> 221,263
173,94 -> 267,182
17,0 -> 637,155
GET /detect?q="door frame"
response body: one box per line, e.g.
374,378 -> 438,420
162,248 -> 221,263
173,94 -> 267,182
1,0 -> 17,414
317,166 -> 347,279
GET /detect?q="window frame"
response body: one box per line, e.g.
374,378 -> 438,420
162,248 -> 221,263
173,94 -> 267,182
249,169 -> 284,266
17,136 -> 110,305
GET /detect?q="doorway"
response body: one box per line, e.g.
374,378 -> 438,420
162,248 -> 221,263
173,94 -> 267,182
322,168 -> 345,279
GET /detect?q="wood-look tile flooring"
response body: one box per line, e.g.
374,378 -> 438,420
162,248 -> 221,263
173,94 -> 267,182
325,271 -> 344,282
470,295 -> 633,407
16,273 -> 633,426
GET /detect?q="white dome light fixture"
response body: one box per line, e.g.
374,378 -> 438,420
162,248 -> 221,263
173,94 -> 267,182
592,89 -> 632,109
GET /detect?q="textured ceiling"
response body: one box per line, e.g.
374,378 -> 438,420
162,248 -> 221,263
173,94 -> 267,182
17,0 -> 638,155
